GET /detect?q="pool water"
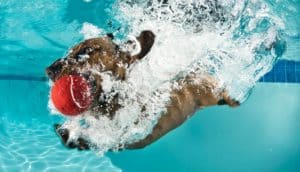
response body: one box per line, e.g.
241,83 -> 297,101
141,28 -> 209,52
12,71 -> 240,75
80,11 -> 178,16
0,0 -> 300,171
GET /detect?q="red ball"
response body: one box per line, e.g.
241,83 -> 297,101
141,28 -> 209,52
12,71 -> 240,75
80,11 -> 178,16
51,75 -> 92,116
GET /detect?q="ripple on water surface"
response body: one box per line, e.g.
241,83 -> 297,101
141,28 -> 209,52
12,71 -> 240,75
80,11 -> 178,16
0,118 -> 121,172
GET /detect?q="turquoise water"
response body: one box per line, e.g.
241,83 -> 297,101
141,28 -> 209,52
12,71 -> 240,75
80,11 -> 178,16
0,0 -> 300,171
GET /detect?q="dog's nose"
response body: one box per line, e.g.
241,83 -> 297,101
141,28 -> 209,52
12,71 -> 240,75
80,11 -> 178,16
46,63 -> 62,80
46,68 -> 55,80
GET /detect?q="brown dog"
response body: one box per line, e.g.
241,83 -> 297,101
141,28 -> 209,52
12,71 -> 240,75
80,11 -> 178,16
46,31 -> 239,151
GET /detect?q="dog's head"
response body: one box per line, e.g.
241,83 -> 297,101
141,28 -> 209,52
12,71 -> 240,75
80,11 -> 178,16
48,31 -> 155,150
46,31 -> 155,116
46,31 -> 155,82
46,36 -> 120,82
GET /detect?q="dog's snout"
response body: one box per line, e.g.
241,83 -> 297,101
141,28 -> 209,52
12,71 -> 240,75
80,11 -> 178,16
46,68 -> 55,79
46,61 -> 63,80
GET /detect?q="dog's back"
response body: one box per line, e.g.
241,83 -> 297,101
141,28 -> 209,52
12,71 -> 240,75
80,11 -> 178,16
127,74 -> 239,149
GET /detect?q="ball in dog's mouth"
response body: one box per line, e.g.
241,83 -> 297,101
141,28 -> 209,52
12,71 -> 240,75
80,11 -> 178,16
51,75 -> 93,116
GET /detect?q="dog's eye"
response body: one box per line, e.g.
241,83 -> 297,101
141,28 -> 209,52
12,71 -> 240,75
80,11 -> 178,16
74,47 -> 95,61
78,47 -> 94,55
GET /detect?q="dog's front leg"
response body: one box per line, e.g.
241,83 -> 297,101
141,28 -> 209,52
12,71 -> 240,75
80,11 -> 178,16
54,124 -> 90,150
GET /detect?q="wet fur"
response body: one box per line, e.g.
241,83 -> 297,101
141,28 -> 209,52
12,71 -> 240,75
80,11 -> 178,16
46,31 -> 239,150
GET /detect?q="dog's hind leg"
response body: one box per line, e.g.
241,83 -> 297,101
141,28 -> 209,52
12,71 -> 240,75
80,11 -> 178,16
218,91 -> 240,107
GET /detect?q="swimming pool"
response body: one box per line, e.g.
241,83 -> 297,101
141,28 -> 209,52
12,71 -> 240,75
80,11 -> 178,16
0,0 -> 299,171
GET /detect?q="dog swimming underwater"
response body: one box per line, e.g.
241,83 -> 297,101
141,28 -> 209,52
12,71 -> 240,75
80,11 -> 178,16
46,30 -> 239,150
46,0 -> 285,152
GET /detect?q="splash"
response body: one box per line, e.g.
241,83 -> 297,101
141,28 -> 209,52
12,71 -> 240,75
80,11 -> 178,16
80,22 -> 105,39
52,0 -> 286,154
115,0 -> 286,101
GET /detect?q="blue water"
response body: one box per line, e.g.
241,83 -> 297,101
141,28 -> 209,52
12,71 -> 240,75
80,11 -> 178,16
0,0 -> 300,171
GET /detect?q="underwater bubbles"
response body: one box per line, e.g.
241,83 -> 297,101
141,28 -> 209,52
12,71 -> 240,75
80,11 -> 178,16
115,0 -> 286,101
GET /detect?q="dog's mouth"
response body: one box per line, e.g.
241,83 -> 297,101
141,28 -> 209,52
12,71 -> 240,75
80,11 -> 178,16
45,58 -> 65,81
46,66 -> 100,108
46,66 -> 85,82
45,59 -> 80,82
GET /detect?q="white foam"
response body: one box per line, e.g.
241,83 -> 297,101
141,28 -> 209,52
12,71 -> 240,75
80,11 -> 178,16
116,0 -> 284,101
83,0 -> 93,3
80,22 -> 104,39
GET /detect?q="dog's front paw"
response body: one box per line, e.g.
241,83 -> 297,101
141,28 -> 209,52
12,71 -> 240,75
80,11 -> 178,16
54,124 -> 90,151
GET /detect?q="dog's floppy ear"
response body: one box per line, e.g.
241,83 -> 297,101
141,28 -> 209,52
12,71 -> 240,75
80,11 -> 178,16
133,30 -> 155,59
